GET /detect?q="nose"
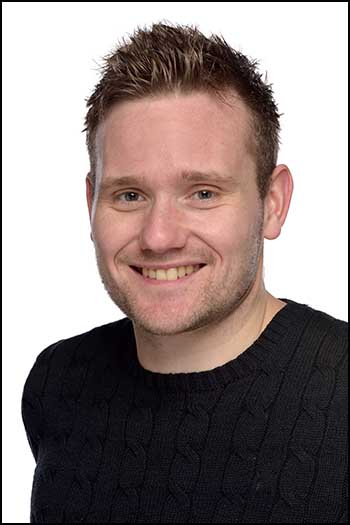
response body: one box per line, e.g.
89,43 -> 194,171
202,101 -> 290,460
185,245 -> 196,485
138,197 -> 188,254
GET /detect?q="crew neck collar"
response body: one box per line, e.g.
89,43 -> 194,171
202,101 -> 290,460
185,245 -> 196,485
120,298 -> 307,394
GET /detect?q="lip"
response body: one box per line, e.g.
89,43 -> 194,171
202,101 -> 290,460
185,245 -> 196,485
130,263 -> 206,271
129,264 -> 206,285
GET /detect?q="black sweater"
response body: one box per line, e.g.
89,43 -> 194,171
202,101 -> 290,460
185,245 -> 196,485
22,299 -> 348,523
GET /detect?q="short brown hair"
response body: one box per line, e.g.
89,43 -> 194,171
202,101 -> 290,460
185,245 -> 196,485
83,21 -> 282,199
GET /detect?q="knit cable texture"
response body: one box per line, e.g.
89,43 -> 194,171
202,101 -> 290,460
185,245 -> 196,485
22,299 -> 348,523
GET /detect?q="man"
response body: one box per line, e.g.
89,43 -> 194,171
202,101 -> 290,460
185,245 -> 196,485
22,22 -> 348,523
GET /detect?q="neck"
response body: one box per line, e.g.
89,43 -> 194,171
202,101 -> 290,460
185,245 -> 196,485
132,281 -> 286,374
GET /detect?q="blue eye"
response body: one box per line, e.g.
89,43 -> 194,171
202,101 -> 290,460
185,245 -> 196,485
116,191 -> 143,202
113,189 -> 217,207
196,190 -> 214,199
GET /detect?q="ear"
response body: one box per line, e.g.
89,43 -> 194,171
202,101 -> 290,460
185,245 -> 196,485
86,173 -> 94,222
263,164 -> 293,240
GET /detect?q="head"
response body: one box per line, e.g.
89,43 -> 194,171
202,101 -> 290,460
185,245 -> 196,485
83,22 -> 293,336
84,22 -> 281,202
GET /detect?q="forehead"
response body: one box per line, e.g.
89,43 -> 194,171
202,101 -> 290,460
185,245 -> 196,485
95,91 -> 254,184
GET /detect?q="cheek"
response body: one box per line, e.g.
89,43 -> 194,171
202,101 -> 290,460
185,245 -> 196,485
92,210 -> 127,257
200,208 -> 253,252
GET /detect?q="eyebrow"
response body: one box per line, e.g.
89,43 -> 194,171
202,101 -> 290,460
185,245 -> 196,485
99,170 -> 238,192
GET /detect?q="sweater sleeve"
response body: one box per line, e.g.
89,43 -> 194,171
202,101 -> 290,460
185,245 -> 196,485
21,341 -> 63,462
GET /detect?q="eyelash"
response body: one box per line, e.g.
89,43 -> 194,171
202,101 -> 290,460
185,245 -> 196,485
114,189 -> 218,204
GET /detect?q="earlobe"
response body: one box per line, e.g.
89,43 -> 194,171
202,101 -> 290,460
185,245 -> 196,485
263,164 -> 293,240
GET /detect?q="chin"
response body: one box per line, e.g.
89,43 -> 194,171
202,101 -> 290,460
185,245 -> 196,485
132,314 -> 194,336
131,305 -> 220,336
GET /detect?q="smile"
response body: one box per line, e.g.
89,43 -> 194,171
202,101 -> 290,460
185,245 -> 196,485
130,264 -> 206,283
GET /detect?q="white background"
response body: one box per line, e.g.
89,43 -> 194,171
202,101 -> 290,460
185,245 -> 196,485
2,2 -> 348,523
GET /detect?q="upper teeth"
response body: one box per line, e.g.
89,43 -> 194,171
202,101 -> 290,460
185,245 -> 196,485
141,265 -> 201,280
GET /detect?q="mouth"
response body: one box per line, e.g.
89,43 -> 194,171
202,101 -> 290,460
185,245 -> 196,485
129,264 -> 207,284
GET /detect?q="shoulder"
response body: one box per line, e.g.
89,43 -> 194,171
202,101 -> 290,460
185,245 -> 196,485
21,317 -> 133,460
310,304 -> 347,338
22,317 -> 131,397
21,317 -> 132,420
281,298 -> 348,371
307,302 -> 348,357
283,298 -> 348,340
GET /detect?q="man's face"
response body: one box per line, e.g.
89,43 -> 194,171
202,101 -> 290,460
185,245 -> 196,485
88,92 -> 265,335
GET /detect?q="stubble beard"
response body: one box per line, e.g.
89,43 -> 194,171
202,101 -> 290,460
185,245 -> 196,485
94,211 -> 264,336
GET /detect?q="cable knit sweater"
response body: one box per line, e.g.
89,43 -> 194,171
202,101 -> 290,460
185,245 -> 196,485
22,298 -> 348,523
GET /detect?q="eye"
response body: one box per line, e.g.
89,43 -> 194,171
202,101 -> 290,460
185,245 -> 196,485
115,191 -> 144,203
113,189 -> 218,208
193,189 -> 216,200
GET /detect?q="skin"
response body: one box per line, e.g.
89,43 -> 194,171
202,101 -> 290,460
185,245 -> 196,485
86,91 -> 293,373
